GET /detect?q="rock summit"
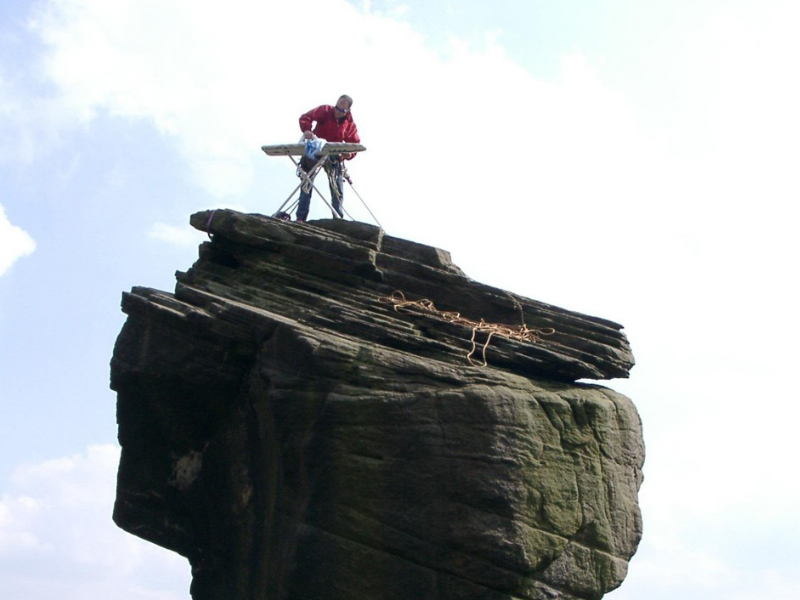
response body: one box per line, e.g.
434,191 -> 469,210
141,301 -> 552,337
110,210 -> 644,600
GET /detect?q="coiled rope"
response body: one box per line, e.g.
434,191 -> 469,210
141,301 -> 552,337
378,291 -> 556,367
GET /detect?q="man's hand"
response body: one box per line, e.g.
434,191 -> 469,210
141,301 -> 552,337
303,130 -> 315,140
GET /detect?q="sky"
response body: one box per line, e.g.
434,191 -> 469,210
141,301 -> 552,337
1,0 -> 799,598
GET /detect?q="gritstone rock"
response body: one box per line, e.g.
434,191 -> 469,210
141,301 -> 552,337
110,209 -> 644,600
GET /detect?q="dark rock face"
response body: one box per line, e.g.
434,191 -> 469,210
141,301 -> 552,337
110,210 -> 644,600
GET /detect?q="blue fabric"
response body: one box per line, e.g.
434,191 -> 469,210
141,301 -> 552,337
304,138 -> 325,160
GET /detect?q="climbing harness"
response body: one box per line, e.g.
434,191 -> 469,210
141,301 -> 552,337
379,291 -> 556,367
323,157 -> 346,218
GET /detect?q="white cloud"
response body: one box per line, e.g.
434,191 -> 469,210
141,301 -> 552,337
0,74 -> 36,164
10,2 -> 800,598
28,0 -> 365,196
0,204 -> 36,277
0,445 -> 191,600
611,544 -> 800,600
147,222 -> 208,248
0,495 -> 48,554
24,0 -> 651,225
17,0 -> 800,253
0,69 -> 78,165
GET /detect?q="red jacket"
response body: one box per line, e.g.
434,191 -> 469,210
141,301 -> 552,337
299,105 -> 360,153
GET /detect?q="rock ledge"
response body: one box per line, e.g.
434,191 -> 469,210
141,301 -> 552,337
110,210 -> 644,600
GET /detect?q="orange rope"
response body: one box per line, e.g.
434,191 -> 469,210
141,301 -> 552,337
378,291 -> 555,366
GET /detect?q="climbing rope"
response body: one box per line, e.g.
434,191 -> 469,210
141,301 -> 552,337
378,291 -> 556,367
284,142 -> 380,226
324,160 -> 346,218
343,164 -> 383,229
298,163 -> 313,194
204,209 -> 216,240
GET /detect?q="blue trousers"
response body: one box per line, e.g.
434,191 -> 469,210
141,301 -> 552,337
296,158 -> 344,221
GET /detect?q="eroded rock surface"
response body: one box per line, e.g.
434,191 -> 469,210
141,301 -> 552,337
110,210 -> 644,600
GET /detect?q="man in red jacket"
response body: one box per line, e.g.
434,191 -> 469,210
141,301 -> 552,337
296,94 -> 360,222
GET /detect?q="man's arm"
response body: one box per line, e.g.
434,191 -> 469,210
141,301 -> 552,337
299,105 -> 328,138
343,121 -> 360,159
345,121 -> 360,145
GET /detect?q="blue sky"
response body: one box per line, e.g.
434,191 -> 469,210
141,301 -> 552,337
2,0 -> 799,598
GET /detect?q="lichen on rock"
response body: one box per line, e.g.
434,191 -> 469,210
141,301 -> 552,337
110,210 -> 644,600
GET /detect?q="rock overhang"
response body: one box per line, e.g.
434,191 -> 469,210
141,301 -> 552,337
109,209 -> 644,600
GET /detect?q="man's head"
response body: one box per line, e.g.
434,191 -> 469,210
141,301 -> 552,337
334,95 -> 353,116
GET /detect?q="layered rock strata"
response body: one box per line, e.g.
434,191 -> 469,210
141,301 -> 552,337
110,209 -> 644,600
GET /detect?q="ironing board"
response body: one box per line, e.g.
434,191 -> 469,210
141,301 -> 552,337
261,141 -> 366,219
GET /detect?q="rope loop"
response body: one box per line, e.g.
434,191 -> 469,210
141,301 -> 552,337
378,291 -> 556,367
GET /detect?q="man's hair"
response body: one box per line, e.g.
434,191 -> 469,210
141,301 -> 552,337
338,94 -> 354,108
